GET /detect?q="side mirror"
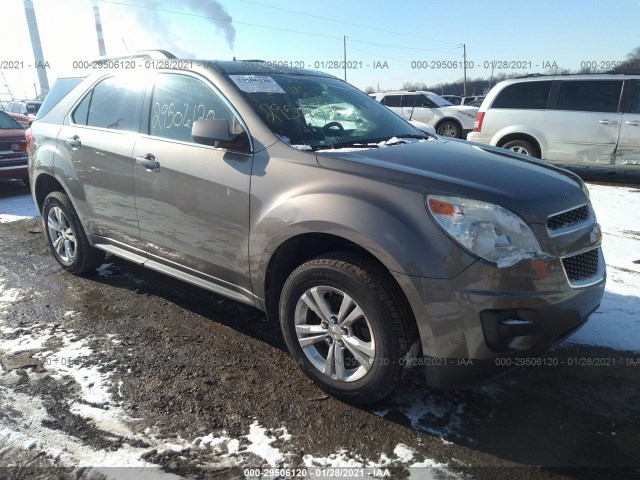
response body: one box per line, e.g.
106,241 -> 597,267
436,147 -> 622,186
192,119 -> 237,146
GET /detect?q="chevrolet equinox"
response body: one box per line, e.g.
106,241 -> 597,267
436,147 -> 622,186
28,56 -> 606,403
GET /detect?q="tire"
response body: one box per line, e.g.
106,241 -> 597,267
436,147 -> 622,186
42,191 -> 105,274
279,252 -> 420,404
436,120 -> 461,138
502,139 -> 538,158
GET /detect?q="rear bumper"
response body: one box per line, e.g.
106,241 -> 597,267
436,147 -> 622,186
392,250 -> 606,389
0,157 -> 28,179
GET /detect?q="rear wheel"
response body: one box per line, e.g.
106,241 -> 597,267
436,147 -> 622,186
279,252 -> 419,404
436,120 -> 461,138
42,191 -> 105,274
502,139 -> 538,158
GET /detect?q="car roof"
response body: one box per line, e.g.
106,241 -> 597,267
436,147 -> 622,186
57,55 -> 336,80
498,73 -> 640,86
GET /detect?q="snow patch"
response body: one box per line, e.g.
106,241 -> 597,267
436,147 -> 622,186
244,421 -> 286,467
0,194 -> 39,223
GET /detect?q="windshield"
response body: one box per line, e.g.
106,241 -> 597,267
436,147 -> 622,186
231,74 -> 425,149
424,92 -> 453,107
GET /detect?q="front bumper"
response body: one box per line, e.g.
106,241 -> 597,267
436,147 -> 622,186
393,248 -> 606,389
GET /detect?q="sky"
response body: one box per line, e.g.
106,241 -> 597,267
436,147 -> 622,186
0,0 -> 638,100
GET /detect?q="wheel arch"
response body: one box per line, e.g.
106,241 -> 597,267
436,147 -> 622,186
494,129 -> 545,158
263,232 -> 419,345
34,173 -> 66,213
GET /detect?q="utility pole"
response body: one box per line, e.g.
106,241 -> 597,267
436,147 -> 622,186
343,36 -> 347,82
23,0 -> 50,97
463,43 -> 467,96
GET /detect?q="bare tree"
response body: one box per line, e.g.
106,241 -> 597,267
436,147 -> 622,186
614,47 -> 640,73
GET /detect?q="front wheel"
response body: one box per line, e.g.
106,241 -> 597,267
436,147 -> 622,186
279,253 -> 419,404
42,191 -> 105,274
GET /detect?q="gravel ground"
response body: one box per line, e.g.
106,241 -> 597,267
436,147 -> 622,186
0,178 -> 639,480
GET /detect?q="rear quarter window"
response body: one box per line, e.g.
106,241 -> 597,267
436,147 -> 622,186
492,81 -> 552,109
36,77 -> 83,120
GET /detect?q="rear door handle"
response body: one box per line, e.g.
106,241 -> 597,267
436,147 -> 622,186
598,120 -> 618,125
66,135 -> 81,149
136,154 -> 160,171
626,120 -> 640,126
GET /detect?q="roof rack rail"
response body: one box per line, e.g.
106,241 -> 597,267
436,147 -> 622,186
91,50 -> 176,63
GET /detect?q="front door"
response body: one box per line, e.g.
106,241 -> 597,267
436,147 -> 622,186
132,72 -> 254,300
616,79 -> 640,166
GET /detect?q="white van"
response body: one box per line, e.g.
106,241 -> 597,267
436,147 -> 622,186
468,74 -> 640,167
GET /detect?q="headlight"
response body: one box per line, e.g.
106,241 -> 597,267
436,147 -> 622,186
426,195 -> 542,265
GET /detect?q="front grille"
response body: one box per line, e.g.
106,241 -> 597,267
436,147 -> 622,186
562,248 -> 599,283
547,205 -> 591,231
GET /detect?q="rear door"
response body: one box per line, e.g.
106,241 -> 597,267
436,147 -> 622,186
132,72 -> 254,300
616,79 -> 640,165
545,79 -> 623,165
56,74 -> 145,250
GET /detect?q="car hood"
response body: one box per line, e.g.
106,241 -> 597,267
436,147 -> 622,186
315,138 -> 587,224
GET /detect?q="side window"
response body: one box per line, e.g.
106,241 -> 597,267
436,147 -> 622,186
629,81 -> 640,114
20,104 -> 28,115
556,80 -> 622,113
12,104 -> 20,113
492,81 -> 551,109
86,76 -> 145,131
402,95 -> 418,108
150,74 -> 243,143
415,95 -> 435,107
381,95 -> 401,107
72,91 -> 92,125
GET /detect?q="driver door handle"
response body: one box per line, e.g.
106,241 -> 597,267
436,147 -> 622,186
626,121 -> 640,126
598,119 -> 618,125
136,153 -> 160,171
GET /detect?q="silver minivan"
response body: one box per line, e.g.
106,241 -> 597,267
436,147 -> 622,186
468,74 -> 640,167
28,56 -> 605,403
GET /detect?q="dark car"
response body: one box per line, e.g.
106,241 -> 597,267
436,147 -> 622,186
0,111 -> 28,182
28,55 -> 605,403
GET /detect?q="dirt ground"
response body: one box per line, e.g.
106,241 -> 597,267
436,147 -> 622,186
0,178 -> 639,480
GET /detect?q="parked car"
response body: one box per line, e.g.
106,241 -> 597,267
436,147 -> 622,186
371,91 -> 478,138
29,56 -> 605,403
441,95 -> 463,105
5,100 -> 42,128
468,74 -> 640,168
0,110 -> 28,182
463,95 -> 485,107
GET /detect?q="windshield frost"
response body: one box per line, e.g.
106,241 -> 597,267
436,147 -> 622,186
233,74 -> 424,149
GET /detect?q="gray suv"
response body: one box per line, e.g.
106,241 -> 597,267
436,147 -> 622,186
28,56 -> 605,403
